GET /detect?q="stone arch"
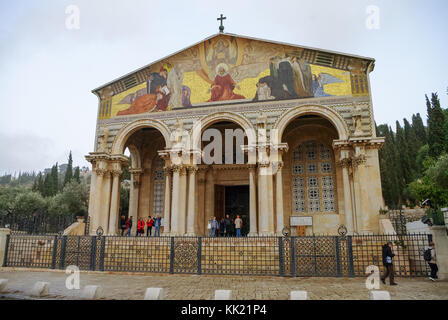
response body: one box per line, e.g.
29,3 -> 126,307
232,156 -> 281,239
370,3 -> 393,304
111,118 -> 171,155
272,104 -> 349,143
190,111 -> 257,149
126,144 -> 141,168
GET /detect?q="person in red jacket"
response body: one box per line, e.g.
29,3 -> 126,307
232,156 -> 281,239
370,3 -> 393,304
136,217 -> 145,237
146,216 -> 154,237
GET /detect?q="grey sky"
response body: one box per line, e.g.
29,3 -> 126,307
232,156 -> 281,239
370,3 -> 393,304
0,0 -> 447,175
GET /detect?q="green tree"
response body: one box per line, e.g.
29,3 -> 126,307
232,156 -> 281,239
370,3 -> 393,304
12,190 -> 47,215
51,163 -> 59,194
396,121 -> 413,195
48,181 -> 89,216
403,118 -> 419,173
427,93 -> 446,158
63,151 -> 73,187
73,167 -> 81,183
378,124 -> 400,207
412,113 -> 427,147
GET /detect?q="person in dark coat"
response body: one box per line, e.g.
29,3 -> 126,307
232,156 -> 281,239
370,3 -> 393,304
219,218 -> 226,237
125,216 -> 133,237
120,215 -> 127,236
381,241 -> 397,285
224,214 -> 232,237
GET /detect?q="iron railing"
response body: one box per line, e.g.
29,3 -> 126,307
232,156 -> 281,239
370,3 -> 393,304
0,214 -> 76,235
3,233 -> 432,277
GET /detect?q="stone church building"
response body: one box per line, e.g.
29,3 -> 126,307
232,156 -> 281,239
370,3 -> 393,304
86,32 -> 385,236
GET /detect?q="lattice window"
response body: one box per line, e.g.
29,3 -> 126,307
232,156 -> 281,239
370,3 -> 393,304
291,141 -> 337,214
152,157 -> 165,216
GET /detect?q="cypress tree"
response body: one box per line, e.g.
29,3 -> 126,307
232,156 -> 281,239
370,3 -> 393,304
51,164 -> 59,195
73,166 -> 81,183
378,124 -> 400,207
403,118 -> 419,173
412,113 -> 427,147
43,173 -> 52,197
64,151 -> 73,187
396,121 -> 413,200
427,93 -> 446,158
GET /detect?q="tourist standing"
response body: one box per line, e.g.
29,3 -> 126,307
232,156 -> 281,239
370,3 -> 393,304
224,214 -> 232,237
235,215 -> 243,237
381,241 -> 397,285
209,217 -> 218,237
146,216 -> 154,237
126,216 -> 133,237
154,215 -> 161,237
137,218 -> 145,237
219,218 -> 225,237
427,242 -> 438,281
120,215 -> 127,236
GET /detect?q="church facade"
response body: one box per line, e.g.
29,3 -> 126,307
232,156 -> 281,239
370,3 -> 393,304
86,33 -> 385,236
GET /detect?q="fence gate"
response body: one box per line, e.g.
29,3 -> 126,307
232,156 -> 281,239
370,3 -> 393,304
170,237 -> 200,274
59,236 -> 96,270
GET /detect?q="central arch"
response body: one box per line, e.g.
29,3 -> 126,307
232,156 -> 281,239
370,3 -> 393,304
191,111 -> 257,151
272,104 -> 349,143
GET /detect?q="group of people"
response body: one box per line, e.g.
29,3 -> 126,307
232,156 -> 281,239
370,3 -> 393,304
208,214 -> 243,237
119,215 -> 162,237
381,241 -> 438,285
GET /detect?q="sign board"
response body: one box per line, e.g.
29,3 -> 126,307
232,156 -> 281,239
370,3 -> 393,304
290,216 -> 313,226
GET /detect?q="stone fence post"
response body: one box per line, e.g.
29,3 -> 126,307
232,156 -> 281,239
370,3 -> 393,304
430,226 -> 448,280
0,228 -> 11,267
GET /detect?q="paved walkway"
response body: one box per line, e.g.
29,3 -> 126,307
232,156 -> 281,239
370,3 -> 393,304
0,268 -> 447,300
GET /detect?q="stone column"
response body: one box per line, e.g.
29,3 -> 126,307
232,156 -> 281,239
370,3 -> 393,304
108,169 -> 121,235
275,161 -> 284,235
91,168 -> 106,234
186,166 -> 198,235
178,166 -> 188,235
205,167 -> 215,227
258,163 -> 272,235
170,165 -> 181,235
163,167 -> 172,235
338,153 -> 354,234
248,165 -> 258,236
430,226 -> 448,280
101,172 -> 112,235
129,168 -> 142,235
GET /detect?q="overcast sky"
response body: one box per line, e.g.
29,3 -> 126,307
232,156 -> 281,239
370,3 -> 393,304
0,0 -> 447,175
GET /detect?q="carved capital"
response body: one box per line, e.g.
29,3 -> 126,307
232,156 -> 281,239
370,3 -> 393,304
352,154 -> 367,167
95,168 -> 107,177
337,158 -> 352,168
187,166 -> 198,174
171,164 -> 182,173
111,170 -> 122,178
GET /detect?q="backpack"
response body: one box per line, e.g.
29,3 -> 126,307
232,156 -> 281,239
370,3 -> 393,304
423,248 -> 432,262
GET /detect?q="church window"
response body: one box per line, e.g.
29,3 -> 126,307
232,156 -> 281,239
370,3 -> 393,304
291,141 -> 337,214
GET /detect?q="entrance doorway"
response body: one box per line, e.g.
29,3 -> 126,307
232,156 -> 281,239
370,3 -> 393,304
214,185 -> 249,236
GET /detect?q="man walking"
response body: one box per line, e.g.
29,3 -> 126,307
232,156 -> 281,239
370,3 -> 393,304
381,241 -> 397,285
154,215 -> 161,237
120,215 -> 127,236
125,216 -> 133,237
235,215 -> 243,237
146,216 -> 154,237
427,242 -> 438,281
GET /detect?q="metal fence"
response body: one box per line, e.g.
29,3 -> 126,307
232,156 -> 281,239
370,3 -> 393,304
2,233 -> 432,278
0,214 -> 76,235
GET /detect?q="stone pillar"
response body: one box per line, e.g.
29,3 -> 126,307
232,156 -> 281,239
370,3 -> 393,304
186,166 -> 197,235
178,166 -> 188,235
205,167 -> 215,227
101,172 -> 112,235
248,165 -> 258,236
91,168 -> 106,234
108,169 -> 121,235
258,163 -> 273,235
275,161 -> 284,235
170,165 -> 181,235
430,226 -> 448,280
163,167 -> 172,235
0,228 -> 11,267
129,169 -> 142,235
338,152 -> 354,234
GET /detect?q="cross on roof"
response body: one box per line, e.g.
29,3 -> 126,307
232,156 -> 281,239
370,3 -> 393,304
217,14 -> 226,33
